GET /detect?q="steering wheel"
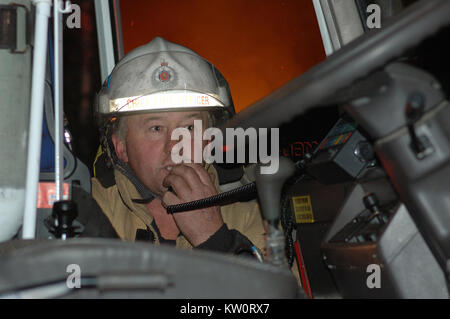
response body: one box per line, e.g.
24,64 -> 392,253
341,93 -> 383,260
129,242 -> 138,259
222,0 -> 450,132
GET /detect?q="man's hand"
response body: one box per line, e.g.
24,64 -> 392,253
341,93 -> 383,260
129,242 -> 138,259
161,163 -> 224,246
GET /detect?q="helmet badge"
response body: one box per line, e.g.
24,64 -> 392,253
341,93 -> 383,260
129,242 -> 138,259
159,71 -> 170,82
158,61 -> 171,82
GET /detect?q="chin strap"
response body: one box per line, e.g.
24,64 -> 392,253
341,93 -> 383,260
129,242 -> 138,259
116,159 -> 157,204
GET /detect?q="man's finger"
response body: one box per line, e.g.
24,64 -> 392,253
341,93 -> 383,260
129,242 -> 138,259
169,164 -> 204,187
182,163 -> 215,187
163,173 -> 192,197
161,189 -> 181,208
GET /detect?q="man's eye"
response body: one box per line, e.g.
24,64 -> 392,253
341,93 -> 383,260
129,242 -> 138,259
186,125 -> 194,131
150,126 -> 162,132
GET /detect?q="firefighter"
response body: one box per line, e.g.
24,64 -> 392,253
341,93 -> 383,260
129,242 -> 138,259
92,37 -> 266,256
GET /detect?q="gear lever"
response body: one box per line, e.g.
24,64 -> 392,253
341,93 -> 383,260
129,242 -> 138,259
255,157 -> 295,266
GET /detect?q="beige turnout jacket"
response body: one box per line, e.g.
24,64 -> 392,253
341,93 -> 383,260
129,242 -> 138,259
91,164 -> 266,252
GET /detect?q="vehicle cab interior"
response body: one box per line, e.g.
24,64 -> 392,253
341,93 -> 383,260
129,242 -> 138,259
0,0 -> 449,300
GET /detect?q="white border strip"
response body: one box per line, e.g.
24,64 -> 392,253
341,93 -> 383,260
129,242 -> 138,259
312,0 -> 334,56
94,0 -> 116,83
22,0 -> 52,239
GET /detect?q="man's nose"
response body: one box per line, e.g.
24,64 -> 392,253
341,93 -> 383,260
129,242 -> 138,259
165,133 -> 180,154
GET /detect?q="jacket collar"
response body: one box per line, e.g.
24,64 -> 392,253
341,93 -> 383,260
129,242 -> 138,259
114,168 -> 155,227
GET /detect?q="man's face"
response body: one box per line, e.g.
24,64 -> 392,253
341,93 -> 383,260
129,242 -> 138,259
112,111 -> 210,197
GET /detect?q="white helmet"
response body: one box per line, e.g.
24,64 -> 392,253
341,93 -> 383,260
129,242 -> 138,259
96,36 -> 235,122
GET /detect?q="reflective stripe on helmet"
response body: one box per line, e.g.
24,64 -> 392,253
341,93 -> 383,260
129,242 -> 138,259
110,90 -> 225,113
